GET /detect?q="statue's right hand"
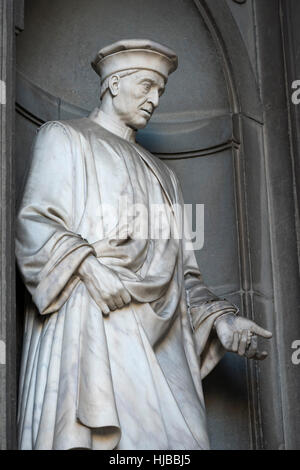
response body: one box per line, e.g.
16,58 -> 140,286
78,255 -> 131,315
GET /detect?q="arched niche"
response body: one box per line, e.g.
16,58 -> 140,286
15,0 -> 265,450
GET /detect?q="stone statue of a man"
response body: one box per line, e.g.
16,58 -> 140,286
16,39 -> 272,450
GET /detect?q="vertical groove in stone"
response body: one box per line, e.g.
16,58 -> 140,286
0,0 -> 7,450
0,0 -> 16,450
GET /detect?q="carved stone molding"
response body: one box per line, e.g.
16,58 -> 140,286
16,71 -> 235,156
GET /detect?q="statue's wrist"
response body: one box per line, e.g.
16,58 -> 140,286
213,311 -> 238,329
78,254 -> 98,280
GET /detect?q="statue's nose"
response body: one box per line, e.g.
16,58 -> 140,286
147,89 -> 159,108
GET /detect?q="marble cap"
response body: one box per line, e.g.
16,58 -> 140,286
91,39 -> 178,82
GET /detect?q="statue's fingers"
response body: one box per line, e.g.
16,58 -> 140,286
121,288 -> 131,305
245,349 -> 257,359
114,295 -> 124,309
253,351 -> 268,361
231,331 -> 240,352
98,300 -> 110,316
86,285 -> 110,315
238,330 -> 248,356
105,297 -> 117,311
244,336 -> 269,361
244,335 -> 258,359
249,334 -> 257,349
250,323 -> 272,339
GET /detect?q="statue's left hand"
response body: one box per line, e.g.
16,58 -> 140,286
214,313 -> 272,360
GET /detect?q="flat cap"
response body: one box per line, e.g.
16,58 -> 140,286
91,39 -> 178,82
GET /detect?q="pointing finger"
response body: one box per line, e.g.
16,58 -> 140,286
250,324 -> 273,339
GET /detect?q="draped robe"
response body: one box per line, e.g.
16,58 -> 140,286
16,109 -> 236,450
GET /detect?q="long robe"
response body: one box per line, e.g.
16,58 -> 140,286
16,109 -> 236,450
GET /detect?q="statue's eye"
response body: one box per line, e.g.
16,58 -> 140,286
142,82 -> 152,92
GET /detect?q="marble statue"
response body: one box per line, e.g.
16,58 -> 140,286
16,39 -> 272,450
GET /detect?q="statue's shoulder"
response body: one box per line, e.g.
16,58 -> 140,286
37,117 -> 114,146
36,117 -> 92,139
142,145 -> 178,182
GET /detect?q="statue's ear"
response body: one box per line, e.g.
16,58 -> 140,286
108,74 -> 120,97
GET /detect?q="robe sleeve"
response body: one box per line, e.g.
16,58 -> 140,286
16,121 -> 96,315
183,246 -> 238,332
182,211 -> 238,377
169,167 -> 238,377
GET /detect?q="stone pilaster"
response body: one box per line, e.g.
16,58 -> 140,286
0,0 -> 23,450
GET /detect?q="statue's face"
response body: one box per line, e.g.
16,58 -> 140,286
112,70 -> 166,130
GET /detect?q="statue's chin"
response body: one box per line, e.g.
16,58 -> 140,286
135,123 -> 148,130
129,119 -> 149,131
126,110 -> 153,130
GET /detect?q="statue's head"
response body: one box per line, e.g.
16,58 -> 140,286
91,39 -> 178,130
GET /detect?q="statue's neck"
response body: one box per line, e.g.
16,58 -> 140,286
89,108 -> 136,143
